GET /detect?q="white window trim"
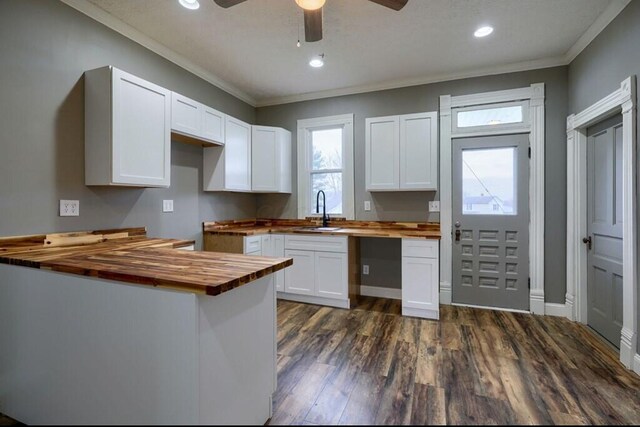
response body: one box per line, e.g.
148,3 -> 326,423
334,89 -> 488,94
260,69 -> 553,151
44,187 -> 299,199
565,76 -> 637,370
297,114 -> 355,220
439,83 -> 545,315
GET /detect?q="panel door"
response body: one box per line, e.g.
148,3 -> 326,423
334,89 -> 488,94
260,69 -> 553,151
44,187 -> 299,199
202,106 -> 225,144
224,116 -> 252,191
112,68 -> 170,187
402,256 -> 439,313
586,115 -> 623,347
452,134 -> 529,310
284,250 -> 315,295
366,116 -> 399,190
315,251 -> 348,300
171,92 -> 201,137
400,112 -> 438,190
252,126 -> 279,192
272,235 -> 285,292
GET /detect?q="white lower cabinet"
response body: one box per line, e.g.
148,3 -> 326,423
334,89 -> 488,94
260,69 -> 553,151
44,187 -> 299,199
283,249 -> 315,295
401,239 -> 439,319
242,235 -> 285,292
271,235 -> 285,292
281,234 -> 349,308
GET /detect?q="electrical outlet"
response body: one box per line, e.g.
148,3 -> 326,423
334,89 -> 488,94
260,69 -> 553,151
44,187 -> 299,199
362,264 -> 369,275
364,201 -> 371,211
428,201 -> 440,212
59,200 -> 79,217
163,200 -> 174,213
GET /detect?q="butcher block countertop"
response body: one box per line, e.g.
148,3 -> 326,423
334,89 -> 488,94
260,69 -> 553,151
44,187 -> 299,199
203,218 -> 441,239
0,227 -> 292,296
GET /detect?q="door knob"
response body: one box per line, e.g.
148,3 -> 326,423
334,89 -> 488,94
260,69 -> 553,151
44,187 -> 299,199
582,236 -> 592,250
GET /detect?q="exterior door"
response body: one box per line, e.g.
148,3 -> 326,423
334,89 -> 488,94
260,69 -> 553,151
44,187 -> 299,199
452,134 -> 529,310
586,115 -> 624,347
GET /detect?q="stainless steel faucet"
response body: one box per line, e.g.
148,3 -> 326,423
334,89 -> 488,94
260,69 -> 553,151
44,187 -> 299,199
316,190 -> 329,227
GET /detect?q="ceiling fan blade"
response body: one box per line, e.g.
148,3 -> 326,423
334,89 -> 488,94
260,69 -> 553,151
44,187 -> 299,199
213,0 -> 247,8
304,8 -> 323,42
367,0 -> 408,11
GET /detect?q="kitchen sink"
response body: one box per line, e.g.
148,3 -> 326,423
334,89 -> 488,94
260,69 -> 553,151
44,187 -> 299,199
293,226 -> 342,232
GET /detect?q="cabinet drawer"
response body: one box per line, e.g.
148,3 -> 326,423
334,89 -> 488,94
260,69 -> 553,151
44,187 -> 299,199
244,235 -> 262,254
284,234 -> 347,253
402,239 -> 438,259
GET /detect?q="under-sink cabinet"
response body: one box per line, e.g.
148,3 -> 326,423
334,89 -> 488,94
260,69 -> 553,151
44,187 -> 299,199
283,234 -> 350,309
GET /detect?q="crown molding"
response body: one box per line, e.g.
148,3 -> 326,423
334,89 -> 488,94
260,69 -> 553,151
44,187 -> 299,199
60,0 -> 631,110
564,0 -> 631,63
255,56 -> 566,107
59,0 -> 257,107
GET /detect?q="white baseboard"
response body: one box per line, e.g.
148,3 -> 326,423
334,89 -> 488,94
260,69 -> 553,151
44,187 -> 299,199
440,281 -> 452,305
634,353 -> 640,376
359,285 -> 401,300
544,303 -> 569,318
276,292 -> 349,309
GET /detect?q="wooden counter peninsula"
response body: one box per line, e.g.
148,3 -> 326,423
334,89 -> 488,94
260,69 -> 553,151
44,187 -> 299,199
0,227 -> 292,425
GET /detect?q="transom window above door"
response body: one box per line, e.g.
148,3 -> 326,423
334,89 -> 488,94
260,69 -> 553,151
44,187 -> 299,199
453,101 -> 529,135
297,114 -> 354,219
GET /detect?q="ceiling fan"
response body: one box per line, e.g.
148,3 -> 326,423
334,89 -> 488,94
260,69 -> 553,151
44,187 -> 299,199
212,0 -> 408,42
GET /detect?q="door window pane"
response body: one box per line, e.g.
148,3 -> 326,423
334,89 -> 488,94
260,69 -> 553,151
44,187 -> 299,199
312,128 -> 342,170
462,147 -> 516,215
312,172 -> 342,214
457,105 -> 523,128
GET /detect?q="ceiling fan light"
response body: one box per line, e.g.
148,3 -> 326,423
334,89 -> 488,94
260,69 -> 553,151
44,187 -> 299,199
295,0 -> 326,11
179,0 -> 200,10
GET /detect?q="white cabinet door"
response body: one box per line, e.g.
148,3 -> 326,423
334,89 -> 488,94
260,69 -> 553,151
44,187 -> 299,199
366,116 -> 399,191
315,251 -> 348,300
271,235 -> 285,292
224,116 -> 252,191
202,105 -> 225,144
171,92 -> 201,137
400,112 -> 437,190
402,256 -> 439,316
86,66 -> 172,187
252,126 -> 279,192
284,249 -> 315,296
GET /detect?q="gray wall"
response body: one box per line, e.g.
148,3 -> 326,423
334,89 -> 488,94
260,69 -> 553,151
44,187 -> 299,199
0,0 -> 257,248
256,67 -> 568,300
567,0 -> 640,354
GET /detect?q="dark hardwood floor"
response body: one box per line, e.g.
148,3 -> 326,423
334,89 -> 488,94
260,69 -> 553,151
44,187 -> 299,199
270,297 -> 640,425
2,297 -> 639,425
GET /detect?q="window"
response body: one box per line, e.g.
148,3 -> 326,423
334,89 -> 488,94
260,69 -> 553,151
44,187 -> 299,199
453,101 -> 529,134
462,147 -> 517,216
297,114 -> 354,219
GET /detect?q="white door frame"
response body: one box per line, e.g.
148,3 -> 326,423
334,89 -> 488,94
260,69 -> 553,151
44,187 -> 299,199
565,76 -> 637,369
439,84 -> 546,313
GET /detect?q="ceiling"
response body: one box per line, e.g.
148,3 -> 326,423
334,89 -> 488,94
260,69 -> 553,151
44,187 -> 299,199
74,0 -> 623,106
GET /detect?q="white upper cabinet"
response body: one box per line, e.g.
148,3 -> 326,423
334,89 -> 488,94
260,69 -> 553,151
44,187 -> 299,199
203,116 -> 252,192
171,92 -> 225,146
366,116 -> 400,190
251,126 -> 292,193
85,66 -> 171,187
366,111 -> 438,191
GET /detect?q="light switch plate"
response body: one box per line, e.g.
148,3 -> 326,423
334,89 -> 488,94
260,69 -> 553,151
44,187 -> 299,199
364,201 -> 371,211
59,200 -> 79,217
428,201 -> 440,212
362,265 -> 369,275
163,200 -> 174,213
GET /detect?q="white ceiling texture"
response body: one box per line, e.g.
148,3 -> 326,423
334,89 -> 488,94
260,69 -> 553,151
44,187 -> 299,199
66,0 -> 627,106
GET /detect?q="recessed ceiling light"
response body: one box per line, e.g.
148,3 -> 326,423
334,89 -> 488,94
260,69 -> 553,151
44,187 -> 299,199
309,54 -> 324,68
179,0 -> 200,10
474,26 -> 493,38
